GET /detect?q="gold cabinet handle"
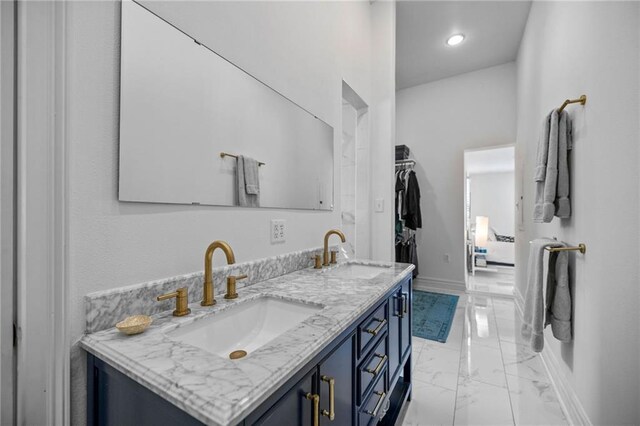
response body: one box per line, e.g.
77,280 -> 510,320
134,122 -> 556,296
399,293 -> 408,318
365,318 -> 387,336
306,393 -> 320,426
365,391 -> 387,417
320,375 -> 335,421
365,354 -> 387,376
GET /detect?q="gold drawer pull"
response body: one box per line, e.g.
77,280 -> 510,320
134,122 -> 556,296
321,375 -> 335,421
306,393 -> 320,426
365,318 -> 387,336
365,391 -> 387,417
365,354 -> 387,376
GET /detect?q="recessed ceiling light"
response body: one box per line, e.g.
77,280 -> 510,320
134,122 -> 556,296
446,34 -> 465,47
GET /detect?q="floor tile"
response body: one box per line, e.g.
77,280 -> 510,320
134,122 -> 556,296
411,280 -> 568,426
454,378 -> 514,425
414,345 -> 461,391
402,380 -> 456,426
506,374 -> 568,425
459,344 -> 507,388
462,303 -> 501,349
495,315 -> 528,346
491,298 -> 520,321
501,342 -> 548,383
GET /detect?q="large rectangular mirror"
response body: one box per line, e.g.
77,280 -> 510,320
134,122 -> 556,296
118,1 -> 334,210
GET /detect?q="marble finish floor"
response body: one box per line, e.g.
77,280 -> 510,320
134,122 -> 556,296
401,293 -> 568,426
467,266 -> 515,296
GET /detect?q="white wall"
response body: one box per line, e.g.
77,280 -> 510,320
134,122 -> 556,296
66,1 -> 395,423
396,62 -> 516,288
469,171 -> 515,237
515,2 -> 639,424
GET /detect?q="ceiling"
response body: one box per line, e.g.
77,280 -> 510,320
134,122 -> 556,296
465,146 -> 515,175
396,1 -> 532,90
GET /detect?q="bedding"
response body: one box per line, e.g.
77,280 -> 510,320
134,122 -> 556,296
470,225 -> 515,266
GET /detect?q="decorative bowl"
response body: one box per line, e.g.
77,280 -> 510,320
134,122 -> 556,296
116,315 -> 153,335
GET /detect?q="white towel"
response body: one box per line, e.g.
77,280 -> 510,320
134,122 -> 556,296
522,238 -> 562,352
243,156 -> 260,195
236,155 -> 259,207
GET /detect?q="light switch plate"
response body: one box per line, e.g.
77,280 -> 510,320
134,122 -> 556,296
271,219 -> 286,243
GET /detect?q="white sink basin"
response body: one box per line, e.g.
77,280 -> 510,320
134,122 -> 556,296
168,297 -> 322,359
325,263 -> 391,279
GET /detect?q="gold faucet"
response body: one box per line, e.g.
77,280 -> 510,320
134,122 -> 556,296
202,240 -> 236,306
323,229 -> 346,266
157,287 -> 191,317
225,274 -> 247,299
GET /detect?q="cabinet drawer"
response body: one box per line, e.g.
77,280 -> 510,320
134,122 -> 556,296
358,302 -> 388,356
358,335 -> 387,404
358,368 -> 388,426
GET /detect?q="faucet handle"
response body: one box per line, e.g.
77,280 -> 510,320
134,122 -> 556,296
330,250 -> 338,264
311,254 -> 322,269
224,274 -> 247,300
157,287 -> 191,317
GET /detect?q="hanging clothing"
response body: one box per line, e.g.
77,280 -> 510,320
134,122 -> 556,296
404,170 -> 422,230
395,170 -> 406,221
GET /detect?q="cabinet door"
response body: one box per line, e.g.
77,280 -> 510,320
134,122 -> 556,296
318,334 -> 354,426
255,368 -> 317,426
399,278 -> 412,360
387,291 -> 401,387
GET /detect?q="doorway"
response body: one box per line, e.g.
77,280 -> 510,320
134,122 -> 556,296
463,145 -> 516,296
341,81 -> 370,259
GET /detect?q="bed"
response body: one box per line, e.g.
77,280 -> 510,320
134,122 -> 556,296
486,228 -> 515,266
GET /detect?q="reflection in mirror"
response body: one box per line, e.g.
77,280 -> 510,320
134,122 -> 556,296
118,1 -> 334,210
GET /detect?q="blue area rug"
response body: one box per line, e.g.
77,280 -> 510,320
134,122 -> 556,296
412,291 -> 459,343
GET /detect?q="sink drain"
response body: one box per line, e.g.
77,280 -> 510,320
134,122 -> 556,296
229,350 -> 247,360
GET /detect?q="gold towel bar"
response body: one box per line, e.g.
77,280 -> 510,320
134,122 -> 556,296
545,244 -> 586,254
220,152 -> 265,166
558,95 -> 587,113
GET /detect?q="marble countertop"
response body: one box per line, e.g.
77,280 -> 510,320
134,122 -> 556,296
80,260 -> 414,426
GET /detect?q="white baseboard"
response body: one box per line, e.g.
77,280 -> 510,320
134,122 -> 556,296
413,276 -> 465,295
513,288 -> 591,426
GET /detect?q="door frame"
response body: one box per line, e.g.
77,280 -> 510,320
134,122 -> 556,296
462,143 -> 516,291
0,1 -> 16,424
15,1 -> 69,424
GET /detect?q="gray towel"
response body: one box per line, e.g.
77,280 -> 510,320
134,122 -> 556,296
522,238 -> 562,352
555,112 -> 572,218
534,110 -> 572,222
243,156 -> 260,195
545,250 -> 572,342
236,155 -> 259,207
533,109 -> 558,222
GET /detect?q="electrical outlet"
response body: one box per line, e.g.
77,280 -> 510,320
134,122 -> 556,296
271,219 -> 286,243
444,254 -> 450,263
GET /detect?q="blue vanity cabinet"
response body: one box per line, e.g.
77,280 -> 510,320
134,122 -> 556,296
87,276 -> 412,426
318,334 -> 354,426
253,367 -> 317,426
399,278 -> 412,363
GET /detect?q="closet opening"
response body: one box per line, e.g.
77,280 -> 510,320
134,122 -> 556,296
463,145 -> 516,296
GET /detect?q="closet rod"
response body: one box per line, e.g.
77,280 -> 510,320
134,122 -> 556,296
558,94 -> 587,113
220,152 -> 265,166
395,159 -> 415,166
